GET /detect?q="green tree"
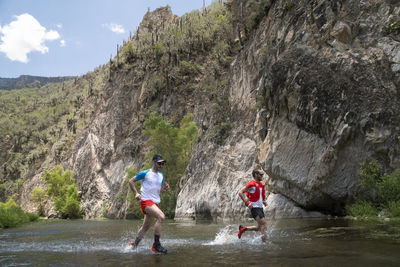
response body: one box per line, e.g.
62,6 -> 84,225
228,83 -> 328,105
130,112 -> 198,218
143,112 -> 198,186
378,170 -> 400,204
61,184 -> 81,218
30,187 -> 47,216
42,166 -> 81,219
359,160 -> 382,192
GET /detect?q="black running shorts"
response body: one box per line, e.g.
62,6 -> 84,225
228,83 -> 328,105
251,207 -> 265,220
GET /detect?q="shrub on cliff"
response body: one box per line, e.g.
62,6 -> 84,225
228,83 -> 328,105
347,161 -> 400,218
121,41 -> 137,62
42,166 -> 82,219
0,199 -> 38,228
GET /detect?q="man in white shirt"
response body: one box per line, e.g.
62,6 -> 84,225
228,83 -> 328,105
129,154 -> 170,254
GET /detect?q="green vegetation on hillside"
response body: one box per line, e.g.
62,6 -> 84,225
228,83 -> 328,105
0,68 -> 108,202
347,161 -> 400,218
114,1 -> 237,145
383,21 -> 400,36
0,75 -> 75,91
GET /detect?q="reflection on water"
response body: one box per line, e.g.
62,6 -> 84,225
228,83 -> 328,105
0,218 -> 399,266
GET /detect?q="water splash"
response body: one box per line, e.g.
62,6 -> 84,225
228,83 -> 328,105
203,224 -> 274,246
203,225 -> 238,245
0,223 -> 274,255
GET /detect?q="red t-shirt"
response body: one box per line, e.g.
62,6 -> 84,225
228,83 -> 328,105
245,180 -> 265,208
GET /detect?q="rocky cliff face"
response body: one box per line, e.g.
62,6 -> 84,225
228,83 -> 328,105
18,1 -> 400,220
176,0 -> 400,219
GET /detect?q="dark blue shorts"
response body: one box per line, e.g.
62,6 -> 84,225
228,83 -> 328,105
251,207 -> 265,220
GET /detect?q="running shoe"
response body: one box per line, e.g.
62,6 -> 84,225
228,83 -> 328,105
152,242 -> 168,254
238,225 -> 247,239
129,237 -> 142,249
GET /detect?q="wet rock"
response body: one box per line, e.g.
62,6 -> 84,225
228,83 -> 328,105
266,193 -> 325,219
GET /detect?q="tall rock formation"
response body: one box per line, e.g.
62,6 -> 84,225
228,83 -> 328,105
175,0 -> 400,219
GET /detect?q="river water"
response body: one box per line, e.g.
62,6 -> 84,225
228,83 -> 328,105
0,218 -> 399,266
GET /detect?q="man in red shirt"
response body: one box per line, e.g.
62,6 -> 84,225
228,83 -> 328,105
237,169 -> 268,242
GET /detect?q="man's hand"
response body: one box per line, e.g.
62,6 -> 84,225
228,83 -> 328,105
135,193 -> 141,201
247,203 -> 253,209
161,182 -> 170,193
263,200 -> 267,206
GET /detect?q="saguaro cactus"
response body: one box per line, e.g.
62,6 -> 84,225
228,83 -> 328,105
117,44 -> 120,66
109,55 -> 112,81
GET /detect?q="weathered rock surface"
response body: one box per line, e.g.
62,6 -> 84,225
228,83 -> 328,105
175,0 -> 400,219
176,137 -> 257,220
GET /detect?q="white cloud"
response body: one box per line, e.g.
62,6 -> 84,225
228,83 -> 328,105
60,39 -> 66,47
103,23 -> 125,34
0,13 -> 60,63
57,23 -> 63,29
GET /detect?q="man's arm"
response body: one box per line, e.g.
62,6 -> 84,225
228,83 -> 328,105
263,185 -> 268,206
238,186 -> 252,209
263,175 -> 268,206
129,176 -> 141,201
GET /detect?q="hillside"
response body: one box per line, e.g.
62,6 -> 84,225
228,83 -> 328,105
0,69 -> 108,203
1,0 -> 399,220
0,75 -> 75,90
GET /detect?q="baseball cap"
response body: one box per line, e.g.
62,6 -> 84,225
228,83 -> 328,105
152,154 -> 166,163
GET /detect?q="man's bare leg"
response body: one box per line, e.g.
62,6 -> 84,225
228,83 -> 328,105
145,205 -> 165,236
241,216 -> 267,242
144,204 -> 168,253
137,214 -> 155,239
256,216 -> 267,242
131,214 -> 154,247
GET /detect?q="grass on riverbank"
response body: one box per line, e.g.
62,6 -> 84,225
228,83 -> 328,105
347,161 -> 400,219
0,199 -> 38,228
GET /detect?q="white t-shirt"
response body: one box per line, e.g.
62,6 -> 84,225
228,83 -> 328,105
136,169 -> 165,204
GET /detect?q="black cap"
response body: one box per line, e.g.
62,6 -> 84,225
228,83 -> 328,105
152,154 -> 166,163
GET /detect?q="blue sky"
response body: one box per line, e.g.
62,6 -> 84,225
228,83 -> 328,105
0,0 -> 212,78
